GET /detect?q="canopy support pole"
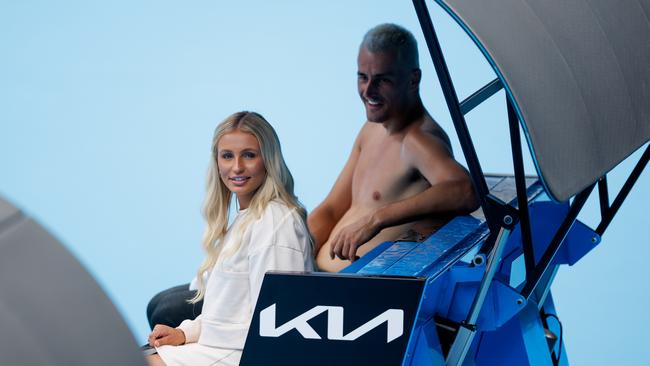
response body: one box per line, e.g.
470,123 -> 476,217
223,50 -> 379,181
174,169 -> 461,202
596,144 -> 650,236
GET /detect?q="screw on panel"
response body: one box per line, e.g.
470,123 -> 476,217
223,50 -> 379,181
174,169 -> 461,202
591,236 -> 598,243
472,254 -> 485,266
503,215 -> 513,225
516,298 -> 524,305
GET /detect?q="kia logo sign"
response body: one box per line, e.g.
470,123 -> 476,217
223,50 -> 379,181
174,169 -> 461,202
241,273 -> 425,366
260,304 -> 405,343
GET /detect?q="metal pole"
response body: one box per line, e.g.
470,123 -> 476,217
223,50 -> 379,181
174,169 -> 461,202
522,184 -> 595,299
598,176 -> 610,220
412,0 -> 491,222
446,227 -> 511,366
460,78 -> 503,115
507,97 -> 535,273
596,144 -> 650,236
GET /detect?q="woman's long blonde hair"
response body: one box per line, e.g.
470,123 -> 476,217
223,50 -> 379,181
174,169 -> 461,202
191,111 -> 308,302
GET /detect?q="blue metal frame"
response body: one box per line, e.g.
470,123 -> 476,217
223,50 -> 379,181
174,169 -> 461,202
409,0 -> 648,364
520,185 -> 594,299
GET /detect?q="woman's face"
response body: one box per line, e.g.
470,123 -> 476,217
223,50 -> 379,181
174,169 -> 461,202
216,129 -> 266,209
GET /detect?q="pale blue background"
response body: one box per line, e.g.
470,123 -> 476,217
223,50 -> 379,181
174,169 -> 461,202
1,1 -> 648,364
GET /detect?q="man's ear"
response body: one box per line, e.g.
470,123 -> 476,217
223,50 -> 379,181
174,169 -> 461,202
410,68 -> 422,90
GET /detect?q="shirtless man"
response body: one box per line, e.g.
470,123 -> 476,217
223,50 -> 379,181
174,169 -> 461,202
310,23 -> 478,272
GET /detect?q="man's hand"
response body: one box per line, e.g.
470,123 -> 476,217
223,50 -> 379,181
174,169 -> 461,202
148,324 -> 186,347
329,213 -> 381,261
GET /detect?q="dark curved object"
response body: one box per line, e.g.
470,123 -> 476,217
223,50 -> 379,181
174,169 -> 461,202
436,0 -> 650,201
0,196 -> 146,366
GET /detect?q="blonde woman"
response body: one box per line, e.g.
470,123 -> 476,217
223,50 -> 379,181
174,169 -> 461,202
147,112 -> 314,366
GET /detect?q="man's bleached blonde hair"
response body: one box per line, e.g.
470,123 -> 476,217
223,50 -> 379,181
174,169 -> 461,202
191,111 -> 309,303
361,23 -> 419,69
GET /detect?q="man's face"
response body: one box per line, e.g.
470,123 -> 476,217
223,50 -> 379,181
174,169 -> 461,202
357,48 -> 414,123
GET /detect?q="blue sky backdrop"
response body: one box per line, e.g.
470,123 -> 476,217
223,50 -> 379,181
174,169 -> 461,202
1,1 -> 648,364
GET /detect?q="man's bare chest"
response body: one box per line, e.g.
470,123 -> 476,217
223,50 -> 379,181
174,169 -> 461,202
351,141 -> 422,204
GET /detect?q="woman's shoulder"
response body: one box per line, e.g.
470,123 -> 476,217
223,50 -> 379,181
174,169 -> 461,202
258,199 -> 296,221
249,199 -> 309,249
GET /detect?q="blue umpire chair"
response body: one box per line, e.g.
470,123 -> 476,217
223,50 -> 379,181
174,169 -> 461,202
240,176 -> 599,365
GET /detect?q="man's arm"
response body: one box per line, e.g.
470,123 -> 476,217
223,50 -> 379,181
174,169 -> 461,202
329,129 -> 478,261
374,130 -> 478,226
307,127 -> 364,254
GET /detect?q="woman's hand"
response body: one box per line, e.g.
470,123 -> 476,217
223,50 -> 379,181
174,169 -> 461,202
148,324 -> 186,347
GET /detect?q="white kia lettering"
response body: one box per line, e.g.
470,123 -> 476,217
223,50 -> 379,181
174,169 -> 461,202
259,304 -> 404,343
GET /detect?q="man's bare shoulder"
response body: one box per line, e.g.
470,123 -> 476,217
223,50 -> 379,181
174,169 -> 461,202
356,121 -> 390,148
359,120 -> 386,135
402,116 -> 453,159
401,115 -> 473,189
